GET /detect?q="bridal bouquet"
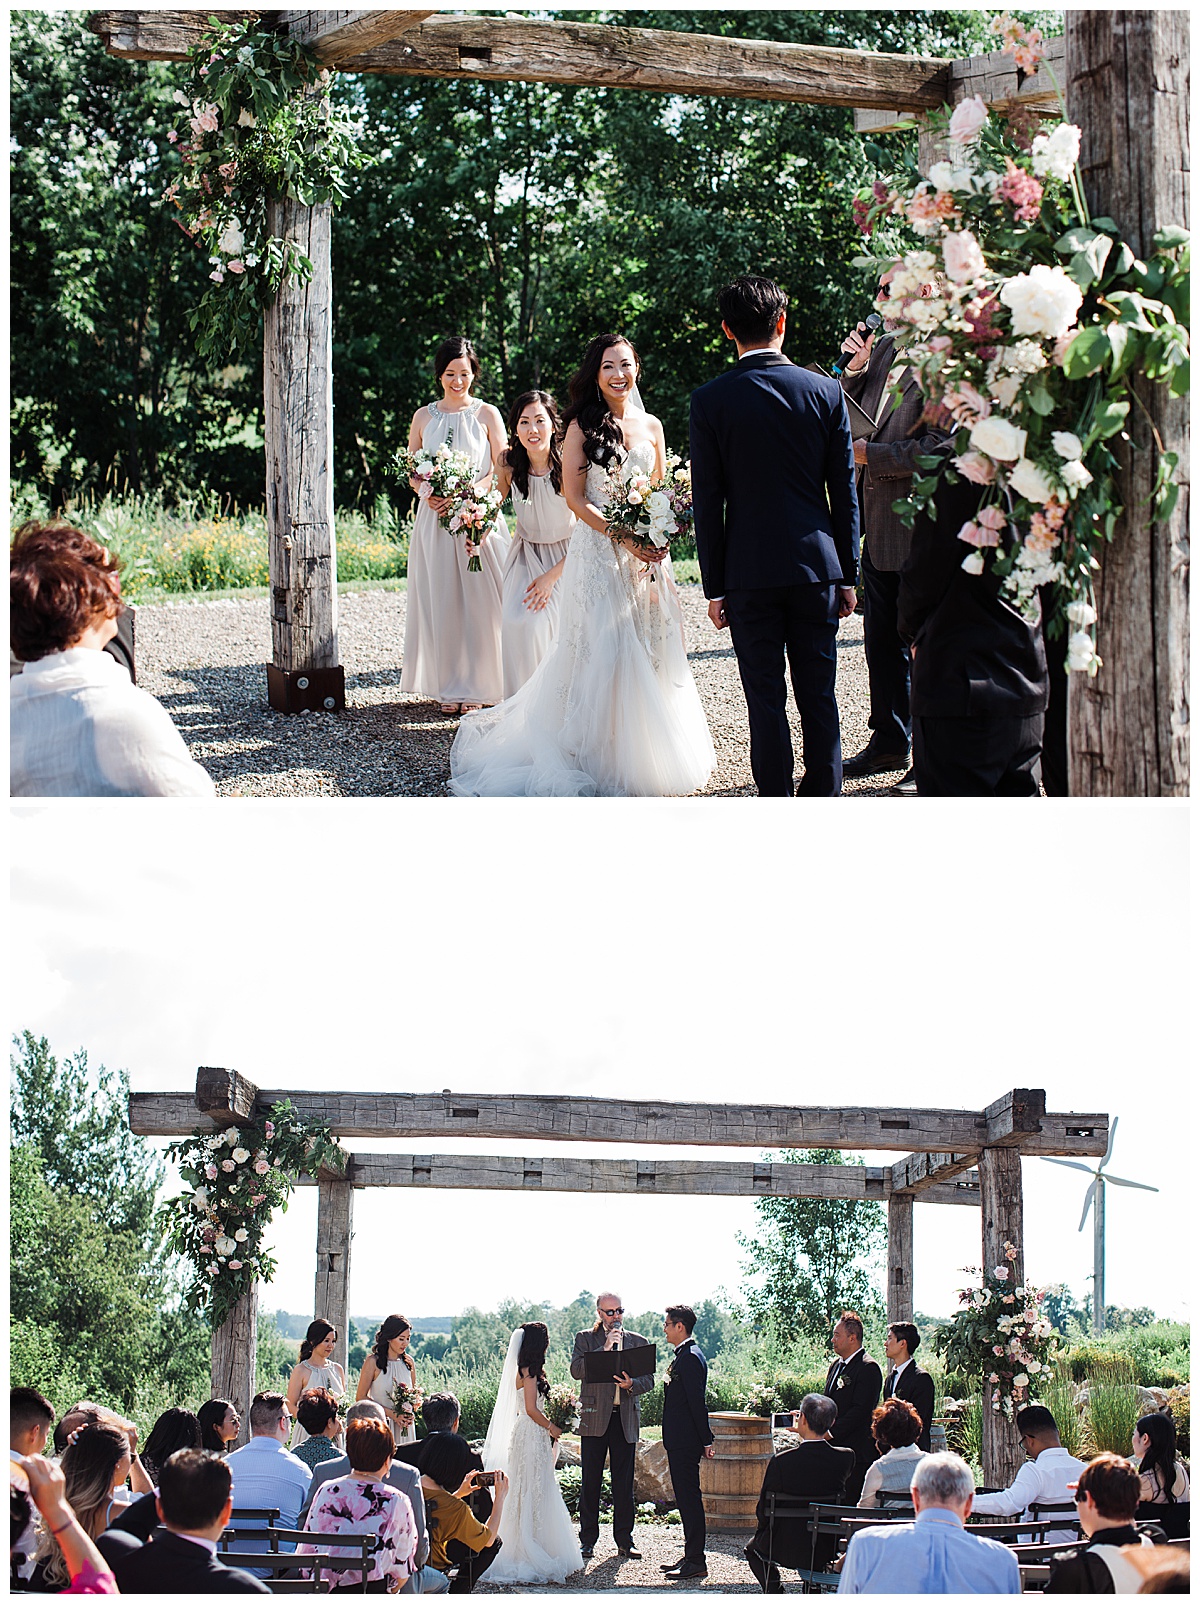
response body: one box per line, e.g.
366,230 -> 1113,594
446,485 -> 504,573
603,458 -> 687,559
387,1378 -> 424,1421
544,1385 -> 581,1434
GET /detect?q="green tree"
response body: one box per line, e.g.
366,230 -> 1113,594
738,1149 -> 886,1341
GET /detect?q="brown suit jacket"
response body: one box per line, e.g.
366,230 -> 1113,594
841,334 -> 949,572
570,1328 -> 654,1444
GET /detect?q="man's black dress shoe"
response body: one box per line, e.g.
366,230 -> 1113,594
580,1547 -> 594,1560
843,742 -> 910,778
661,1560 -> 684,1573
888,767 -> 918,796
618,1547 -> 642,1559
673,1561 -> 708,1579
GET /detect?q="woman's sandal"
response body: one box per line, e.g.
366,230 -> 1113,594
460,703 -> 483,714
440,702 -> 461,715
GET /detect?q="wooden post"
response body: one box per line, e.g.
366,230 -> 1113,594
263,178 -> 342,714
314,1173 -> 355,1372
1064,12 -> 1190,795
978,1146 -> 1025,1488
887,1193 -> 915,1327
212,1289 -> 258,1447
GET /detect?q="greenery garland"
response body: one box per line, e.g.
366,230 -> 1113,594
851,15 -> 1189,674
165,15 -> 369,361
162,1098 -> 345,1327
934,1242 -> 1060,1420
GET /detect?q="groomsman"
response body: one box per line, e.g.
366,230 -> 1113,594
824,1312 -> 882,1502
660,1305 -> 714,1580
570,1292 -> 654,1561
883,1323 -> 936,1452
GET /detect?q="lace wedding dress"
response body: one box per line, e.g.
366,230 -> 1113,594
481,1330 -> 583,1585
449,439 -> 715,795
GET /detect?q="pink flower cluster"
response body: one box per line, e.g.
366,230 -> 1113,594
990,12 -> 1046,74
997,158 -> 1044,223
1027,498 -> 1067,554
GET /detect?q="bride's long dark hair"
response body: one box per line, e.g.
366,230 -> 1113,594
504,391 -> 564,499
517,1321 -> 551,1397
561,333 -> 641,469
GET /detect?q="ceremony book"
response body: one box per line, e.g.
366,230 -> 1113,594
581,1343 -> 658,1383
805,364 -> 879,440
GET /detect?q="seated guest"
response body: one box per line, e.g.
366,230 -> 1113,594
395,1393 -> 491,1523
745,1392 -> 854,1591
11,1389 -> 55,1582
858,1398 -> 927,1508
882,1324 -> 935,1451
897,466 -> 1049,795
10,520 -> 215,797
292,1390 -> 343,1473
420,1434 -> 508,1594
1133,1414 -> 1189,1520
224,1393 -> 310,1577
30,1426 -> 132,1589
299,1416 -> 418,1593
11,1453 -> 118,1595
971,1404 -> 1085,1541
198,1400 -> 241,1457
140,1408 -> 202,1486
1045,1453 -> 1154,1593
108,1449 -> 270,1595
301,1402 -> 432,1596
837,1451 -> 1021,1593
51,1405 -> 151,1499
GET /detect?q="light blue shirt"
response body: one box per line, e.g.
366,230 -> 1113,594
226,1436 -> 312,1577
837,1508 -> 1021,1594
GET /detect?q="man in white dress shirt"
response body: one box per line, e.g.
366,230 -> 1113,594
971,1405 -> 1085,1541
11,1387 -> 55,1581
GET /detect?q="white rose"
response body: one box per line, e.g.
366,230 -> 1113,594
218,221 -> 246,257
225,1129 -> 240,1145
942,229 -> 986,284
647,491 -> 671,512
215,1236 -> 236,1256
1066,599 -> 1096,627
232,1147 -> 250,1163
1031,123 -> 1082,182
1000,265 -> 1083,339
234,1228 -> 249,1242
970,416 -> 1027,461
1014,1373 -> 1031,1388
1051,430 -> 1084,460
1008,457 -> 1055,502
192,1188 -> 208,1210
948,95 -> 988,145
1066,630 -> 1097,672
1060,459 -> 1093,491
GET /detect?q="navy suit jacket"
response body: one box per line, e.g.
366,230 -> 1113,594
689,351 -> 860,599
661,1339 -> 713,1457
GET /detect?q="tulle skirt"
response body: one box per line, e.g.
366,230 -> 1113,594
487,1412 -> 582,1585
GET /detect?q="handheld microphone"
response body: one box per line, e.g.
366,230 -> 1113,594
830,312 -> 882,377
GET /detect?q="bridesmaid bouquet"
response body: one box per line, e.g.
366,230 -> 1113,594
544,1385 -> 581,1434
392,441 -> 477,527
387,1378 -> 424,1421
447,485 -> 504,573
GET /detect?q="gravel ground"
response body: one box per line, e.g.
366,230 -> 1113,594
133,585 -> 910,798
476,1525 -> 769,1594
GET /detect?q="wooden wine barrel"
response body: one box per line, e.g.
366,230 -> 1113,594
698,1411 -> 774,1530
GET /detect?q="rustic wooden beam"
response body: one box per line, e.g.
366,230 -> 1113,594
854,34 -> 1067,136
890,1151 -> 979,1195
276,10 -> 435,64
211,1289 -> 257,1446
314,1177 -> 354,1371
90,11 -> 951,109
979,1147 -> 1026,1488
886,1193 -> 915,1325
196,1065 -> 260,1128
288,1151 -> 980,1205
128,1082 -> 1109,1157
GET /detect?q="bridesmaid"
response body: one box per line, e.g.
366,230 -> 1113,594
400,336 -> 511,714
496,390 -> 576,698
286,1319 -> 347,1447
356,1313 -> 420,1445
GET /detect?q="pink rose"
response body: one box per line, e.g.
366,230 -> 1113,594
928,336 -> 953,353
207,1264 -> 220,1276
167,129 -> 178,144
205,1163 -> 218,1179
228,1260 -> 243,1270
264,1122 -> 276,1139
254,1159 -> 270,1175
954,451 -> 997,485
942,229 -> 986,284
221,1159 -> 235,1172
993,1345 -> 1006,1356
949,95 -> 988,145
994,1265 -> 1010,1280
226,260 -> 245,274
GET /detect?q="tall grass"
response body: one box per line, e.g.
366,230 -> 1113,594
1084,1358 -> 1144,1456
1042,1372 -> 1086,1459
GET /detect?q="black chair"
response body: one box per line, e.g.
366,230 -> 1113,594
748,1492 -> 846,1594
876,1490 -> 915,1510
223,1529 -> 379,1594
1138,1501 -> 1190,1540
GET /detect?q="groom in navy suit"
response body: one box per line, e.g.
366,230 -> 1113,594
690,276 -> 860,795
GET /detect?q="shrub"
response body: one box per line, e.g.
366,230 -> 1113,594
1085,1361 -> 1144,1456
1164,1388 -> 1190,1459
1041,1373 -> 1085,1460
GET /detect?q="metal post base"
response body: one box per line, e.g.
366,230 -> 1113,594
266,664 -> 346,713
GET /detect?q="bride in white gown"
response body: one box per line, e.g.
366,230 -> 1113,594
481,1323 -> 583,1585
449,333 -> 715,796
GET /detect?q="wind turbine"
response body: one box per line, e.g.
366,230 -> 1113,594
1043,1118 -> 1159,1333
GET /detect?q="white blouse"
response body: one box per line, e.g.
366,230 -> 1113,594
11,648 -> 215,797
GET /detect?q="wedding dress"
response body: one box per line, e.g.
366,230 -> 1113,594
448,439 -> 715,796
480,1329 -> 583,1584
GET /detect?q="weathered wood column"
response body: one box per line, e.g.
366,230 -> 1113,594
212,1290 -> 258,1447
264,174 -> 341,714
978,1146 -> 1025,1488
886,1193 -> 915,1326
1065,11 -> 1190,795
314,1171 -> 355,1372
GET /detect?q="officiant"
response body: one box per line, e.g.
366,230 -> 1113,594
570,1292 -> 655,1561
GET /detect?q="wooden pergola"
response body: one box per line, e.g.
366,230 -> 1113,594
130,1067 -> 1109,1484
89,9 -> 1189,795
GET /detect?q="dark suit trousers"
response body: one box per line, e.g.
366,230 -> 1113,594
1039,602 -> 1069,796
580,1406 -> 635,1549
724,583 -> 841,796
666,1445 -> 706,1563
745,1545 -> 786,1592
445,1536 -> 500,1593
861,544 -> 911,752
914,713 -> 1044,796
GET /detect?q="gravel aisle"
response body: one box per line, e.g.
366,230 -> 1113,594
477,1526 -> 766,1594
134,586 -> 906,798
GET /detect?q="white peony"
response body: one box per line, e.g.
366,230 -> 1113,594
215,1235 -> 236,1256
1031,123 -> 1082,181
970,416 -> 1027,461
1000,265 -> 1083,339
1060,459 -> 1093,492
1066,599 -> 1097,626
1051,430 -> 1084,460
1008,457 -> 1055,502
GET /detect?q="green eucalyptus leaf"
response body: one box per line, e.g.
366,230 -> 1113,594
1169,358 -> 1190,397
1063,326 -> 1111,379
1089,399 -> 1130,442
1055,225 -> 1097,254
1153,225 -> 1190,251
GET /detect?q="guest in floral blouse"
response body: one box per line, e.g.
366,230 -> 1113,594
292,1389 -> 343,1472
299,1417 -> 417,1593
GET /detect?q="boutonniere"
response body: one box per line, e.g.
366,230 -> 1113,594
835,1376 -> 845,1389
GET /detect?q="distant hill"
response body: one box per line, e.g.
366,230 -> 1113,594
265,1310 -> 454,1338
